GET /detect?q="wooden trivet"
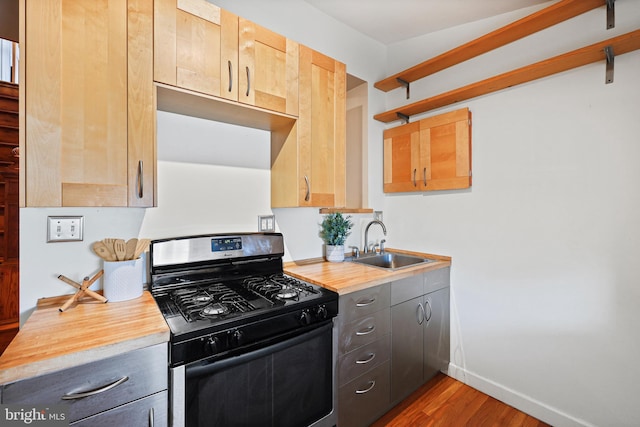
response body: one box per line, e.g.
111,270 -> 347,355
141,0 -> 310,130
57,270 -> 108,312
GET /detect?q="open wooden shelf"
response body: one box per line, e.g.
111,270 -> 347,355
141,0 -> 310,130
374,0 -> 606,92
374,29 -> 640,123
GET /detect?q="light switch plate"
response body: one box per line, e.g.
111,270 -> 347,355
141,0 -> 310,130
258,215 -> 275,232
47,216 -> 84,242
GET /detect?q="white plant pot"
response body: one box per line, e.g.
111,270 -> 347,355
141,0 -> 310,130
325,244 -> 345,262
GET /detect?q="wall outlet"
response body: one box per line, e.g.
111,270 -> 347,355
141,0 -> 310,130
258,215 -> 275,232
47,216 -> 84,242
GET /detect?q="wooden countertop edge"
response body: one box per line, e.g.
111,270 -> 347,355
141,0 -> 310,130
0,291 -> 170,384
284,248 -> 451,295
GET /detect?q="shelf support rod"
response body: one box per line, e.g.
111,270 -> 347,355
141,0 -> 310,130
396,78 -> 410,99
606,0 -> 615,29
396,112 -> 410,124
604,45 -> 614,84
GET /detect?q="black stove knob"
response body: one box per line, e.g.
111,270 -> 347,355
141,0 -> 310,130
299,309 -> 312,326
205,336 -> 220,354
316,305 -> 328,320
230,330 -> 244,347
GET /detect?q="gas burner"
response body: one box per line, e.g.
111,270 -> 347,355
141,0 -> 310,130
276,289 -> 298,299
201,303 -> 229,317
194,295 -> 213,303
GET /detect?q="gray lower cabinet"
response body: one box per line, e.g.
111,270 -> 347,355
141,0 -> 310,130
390,268 -> 450,405
336,283 -> 391,427
2,343 -> 168,426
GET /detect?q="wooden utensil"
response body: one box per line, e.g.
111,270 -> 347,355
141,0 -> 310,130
125,238 -> 138,260
114,239 -> 126,261
102,238 -> 117,258
133,238 -> 150,259
93,241 -> 117,262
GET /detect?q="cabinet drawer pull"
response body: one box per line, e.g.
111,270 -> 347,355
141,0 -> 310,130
425,300 -> 432,322
61,376 -> 129,400
356,325 -> 375,336
355,353 -> 376,365
137,160 -> 144,199
304,175 -> 310,202
355,298 -> 376,307
149,407 -> 154,427
417,302 -> 425,325
245,66 -> 250,97
423,167 -> 427,186
228,60 -> 233,93
355,380 -> 376,394
413,168 -> 417,187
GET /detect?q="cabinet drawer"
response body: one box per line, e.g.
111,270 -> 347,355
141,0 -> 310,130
3,343 -> 168,423
338,334 -> 390,386
424,267 -> 450,294
338,361 -> 390,427
71,391 -> 167,427
338,283 -> 390,325
391,273 -> 423,306
339,308 -> 390,354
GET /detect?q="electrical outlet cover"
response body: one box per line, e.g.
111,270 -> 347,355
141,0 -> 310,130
47,216 -> 84,242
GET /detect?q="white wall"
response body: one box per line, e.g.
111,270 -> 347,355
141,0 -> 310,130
382,2 -> 640,427
18,1 -> 640,426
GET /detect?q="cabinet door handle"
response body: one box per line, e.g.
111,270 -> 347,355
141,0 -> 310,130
304,175 -> 310,202
137,160 -> 144,199
355,298 -> 376,307
413,168 -> 417,187
425,300 -> 432,322
355,380 -> 376,394
423,167 -> 427,187
61,376 -> 129,400
417,303 -> 425,325
149,407 -> 154,427
245,66 -> 250,97
356,325 -> 376,336
228,60 -> 233,93
355,352 -> 376,365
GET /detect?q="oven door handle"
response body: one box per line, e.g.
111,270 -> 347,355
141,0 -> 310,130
186,321 -> 333,379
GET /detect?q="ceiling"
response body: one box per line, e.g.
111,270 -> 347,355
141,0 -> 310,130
302,0 -> 553,45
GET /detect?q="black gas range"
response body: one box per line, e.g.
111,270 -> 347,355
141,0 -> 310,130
149,232 -> 339,368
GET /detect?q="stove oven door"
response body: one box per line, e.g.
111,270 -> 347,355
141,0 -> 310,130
172,321 -> 335,427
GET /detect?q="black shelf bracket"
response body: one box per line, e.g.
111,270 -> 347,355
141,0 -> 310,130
606,0 -> 615,29
396,78 -> 410,99
396,112 -> 410,124
604,45 -> 614,84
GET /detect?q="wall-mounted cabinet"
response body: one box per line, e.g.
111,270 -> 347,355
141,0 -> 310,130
383,108 -> 471,193
271,46 -> 346,208
23,0 -> 155,207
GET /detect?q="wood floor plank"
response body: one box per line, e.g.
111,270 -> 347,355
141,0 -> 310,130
371,373 -> 550,427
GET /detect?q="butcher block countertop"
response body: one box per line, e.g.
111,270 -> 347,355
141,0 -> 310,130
284,248 -> 451,295
0,291 -> 169,385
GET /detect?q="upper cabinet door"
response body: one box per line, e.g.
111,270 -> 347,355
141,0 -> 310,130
154,0 -> 239,101
24,0 -> 155,207
383,108 -> 471,193
238,18 -> 298,116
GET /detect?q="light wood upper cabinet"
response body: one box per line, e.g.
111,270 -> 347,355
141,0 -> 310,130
383,108 -> 471,193
271,46 -> 346,208
238,18 -> 298,116
23,0 -> 155,207
154,0 -> 239,101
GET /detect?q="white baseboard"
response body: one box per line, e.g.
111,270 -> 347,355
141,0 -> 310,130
447,363 -> 594,427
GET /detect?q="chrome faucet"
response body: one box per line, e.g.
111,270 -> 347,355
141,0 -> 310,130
363,220 -> 387,254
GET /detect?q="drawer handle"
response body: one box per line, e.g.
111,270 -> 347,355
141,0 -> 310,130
355,298 -> 376,307
61,376 -> 129,400
356,325 -> 376,336
355,353 -> 376,365
149,407 -> 154,427
355,380 -> 376,394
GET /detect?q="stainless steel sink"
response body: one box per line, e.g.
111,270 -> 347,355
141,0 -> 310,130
350,252 -> 433,270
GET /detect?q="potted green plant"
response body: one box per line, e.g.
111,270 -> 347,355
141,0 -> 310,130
320,213 -> 353,262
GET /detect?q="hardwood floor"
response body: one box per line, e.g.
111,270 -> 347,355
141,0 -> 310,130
371,373 -> 550,427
